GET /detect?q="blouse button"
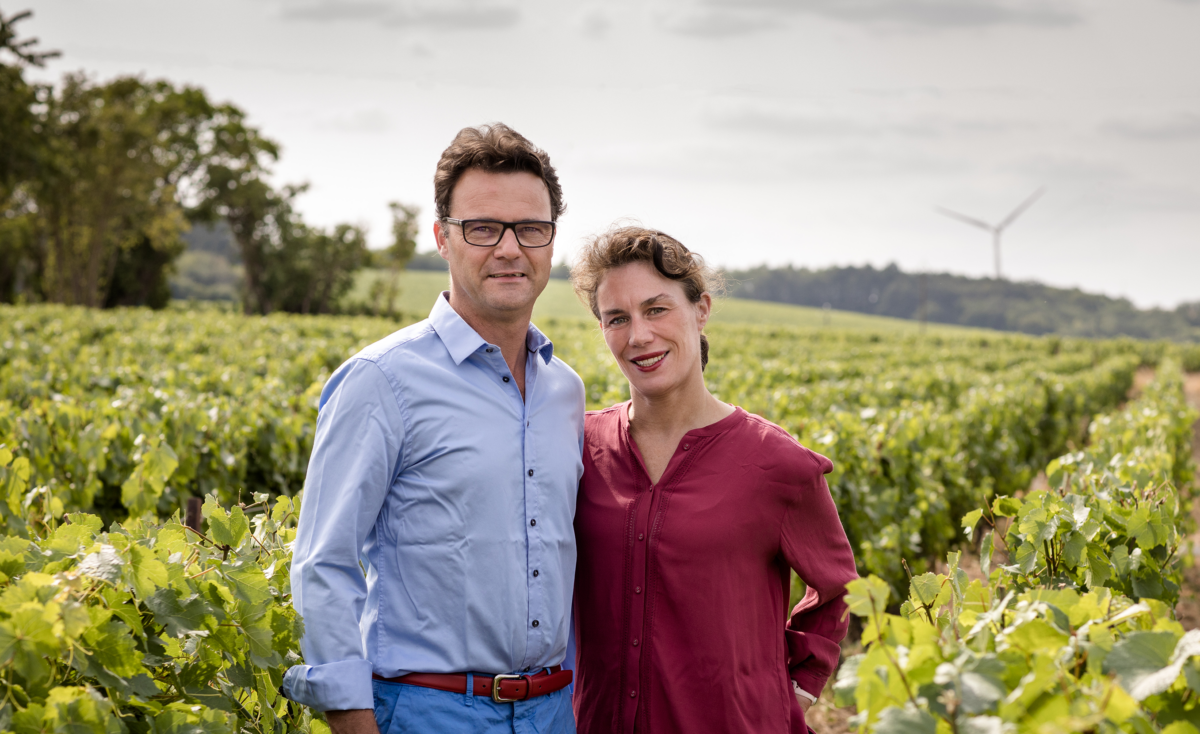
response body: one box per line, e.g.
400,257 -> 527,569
683,444 -> 689,450
632,639 -> 639,647
637,533 -> 644,541
630,690 -> 637,698
635,586 -> 641,594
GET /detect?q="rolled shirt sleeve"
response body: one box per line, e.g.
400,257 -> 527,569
282,358 -> 405,711
781,450 -> 859,698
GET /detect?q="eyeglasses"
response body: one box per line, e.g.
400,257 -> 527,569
443,218 -> 556,248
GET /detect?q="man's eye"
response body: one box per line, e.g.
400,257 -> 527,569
468,224 -> 498,237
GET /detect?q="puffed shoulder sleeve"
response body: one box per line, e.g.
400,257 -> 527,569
779,448 -> 858,698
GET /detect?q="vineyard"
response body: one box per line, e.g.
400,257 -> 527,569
1,303 -> 1198,733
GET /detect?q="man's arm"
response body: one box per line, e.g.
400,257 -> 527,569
327,710 -> 381,734
283,358 -> 406,712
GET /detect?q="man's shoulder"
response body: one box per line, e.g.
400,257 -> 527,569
354,318 -> 440,365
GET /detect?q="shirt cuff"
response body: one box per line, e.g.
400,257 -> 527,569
281,659 -> 375,711
792,679 -> 817,703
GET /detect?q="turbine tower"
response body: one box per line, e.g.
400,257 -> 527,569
935,188 -> 1045,280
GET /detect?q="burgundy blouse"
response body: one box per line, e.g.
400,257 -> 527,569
573,404 -> 858,734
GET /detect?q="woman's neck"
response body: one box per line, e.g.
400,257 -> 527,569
628,370 -> 731,439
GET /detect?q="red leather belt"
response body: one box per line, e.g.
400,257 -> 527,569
372,666 -> 572,704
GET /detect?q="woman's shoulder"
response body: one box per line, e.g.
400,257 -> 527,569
729,409 -> 833,477
583,402 -> 626,446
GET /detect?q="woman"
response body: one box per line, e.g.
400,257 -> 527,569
570,226 -> 858,734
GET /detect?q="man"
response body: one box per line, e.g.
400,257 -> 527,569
281,124 -> 584,734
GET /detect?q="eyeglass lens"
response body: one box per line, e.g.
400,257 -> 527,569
462,220 -> 554,248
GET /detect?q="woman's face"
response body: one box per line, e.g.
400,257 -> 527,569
595,261 -> 711,399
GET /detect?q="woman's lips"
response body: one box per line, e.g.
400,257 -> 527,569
631,351 -> 668,372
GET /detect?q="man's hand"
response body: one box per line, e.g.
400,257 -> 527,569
326,709 -> 380,734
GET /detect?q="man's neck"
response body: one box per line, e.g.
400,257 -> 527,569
447,293 -> 533,393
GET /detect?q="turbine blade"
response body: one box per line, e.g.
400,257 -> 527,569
998,187 -> 1046,231
935,206 -> 994,232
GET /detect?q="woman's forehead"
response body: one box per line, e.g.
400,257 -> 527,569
597,262 -> 686,305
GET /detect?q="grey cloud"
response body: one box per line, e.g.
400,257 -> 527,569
707,107 -> 1031,139
656,8 -> 776,37
316,109 -> 391,133
280,0 -> 520,28
1101,113 -> 1200,141
701,0 -> 1084,29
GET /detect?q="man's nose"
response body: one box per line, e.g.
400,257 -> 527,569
492,227 -> 522,259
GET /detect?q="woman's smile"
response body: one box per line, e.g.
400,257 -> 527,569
631,350 -> 669,371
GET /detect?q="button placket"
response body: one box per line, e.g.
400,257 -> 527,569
623,483 -> 659,731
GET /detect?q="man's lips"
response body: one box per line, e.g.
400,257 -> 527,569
488,272 -> 526,279
630,351 -> 668,371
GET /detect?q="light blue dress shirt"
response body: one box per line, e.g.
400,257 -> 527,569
281,293 -> 585,712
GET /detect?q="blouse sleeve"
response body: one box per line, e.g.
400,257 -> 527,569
779,449 -> 859,698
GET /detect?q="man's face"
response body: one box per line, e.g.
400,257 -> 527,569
434,169 -> 555,325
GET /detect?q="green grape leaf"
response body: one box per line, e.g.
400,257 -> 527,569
844,575 -> 891,619
1104,630 -> 1180,700
873,706 -> 937,734
145,588 -> 218,638
961,510 -> 984,541
992,496 -> 1021,518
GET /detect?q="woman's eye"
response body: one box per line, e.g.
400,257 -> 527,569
607,316 -> 628,327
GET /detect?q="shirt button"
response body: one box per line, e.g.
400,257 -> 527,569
530,519 -> 537,527
486,348 -> 494,353
503,376 -> 510,383
528,469 -> 534,477
533,570 -> 539,577
637,533 -> 644,541
632,639 -> 639,647
532,620 -> 540,627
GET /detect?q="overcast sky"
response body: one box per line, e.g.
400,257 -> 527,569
20,0 -> 1200,308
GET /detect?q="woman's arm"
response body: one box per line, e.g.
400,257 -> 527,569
779,449 -> 859,700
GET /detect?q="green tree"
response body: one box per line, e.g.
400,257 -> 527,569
0,8 -> 56,303
272,221 -> 369,314
368,201 -> 420,317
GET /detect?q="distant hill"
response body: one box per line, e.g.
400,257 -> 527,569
727,264 -> 1200,342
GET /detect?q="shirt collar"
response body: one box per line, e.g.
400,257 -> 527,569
429,292 -> 555,366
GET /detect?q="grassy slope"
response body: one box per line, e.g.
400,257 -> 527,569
350,269 -> 987,334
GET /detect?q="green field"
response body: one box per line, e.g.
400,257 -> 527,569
1,302 -> 1196,732
350,268 -> 985,334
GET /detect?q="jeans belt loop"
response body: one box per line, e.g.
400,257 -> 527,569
464,673 -> 474,707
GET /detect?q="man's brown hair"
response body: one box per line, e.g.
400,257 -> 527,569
433,123 -> 565,222
571,225 -> 723,370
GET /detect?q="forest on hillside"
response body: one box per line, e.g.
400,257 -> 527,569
728,263 -> 1200,341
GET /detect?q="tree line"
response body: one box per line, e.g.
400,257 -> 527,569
728,263 -> 1200,342
0,9 -> 415,315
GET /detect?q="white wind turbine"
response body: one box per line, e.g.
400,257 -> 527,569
935,188 -> 1046,280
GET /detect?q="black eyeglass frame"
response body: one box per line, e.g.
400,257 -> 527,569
442,218 -> 557,249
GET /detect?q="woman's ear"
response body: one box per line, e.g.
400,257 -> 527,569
695,292 -> 713,330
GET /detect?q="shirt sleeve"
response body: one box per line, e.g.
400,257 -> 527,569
779,449 -> 858,698
281,358 -> 405,711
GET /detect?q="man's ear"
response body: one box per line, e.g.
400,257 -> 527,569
433,219 -> 450,261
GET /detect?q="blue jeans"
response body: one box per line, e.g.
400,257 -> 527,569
371,676 -> 576,734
